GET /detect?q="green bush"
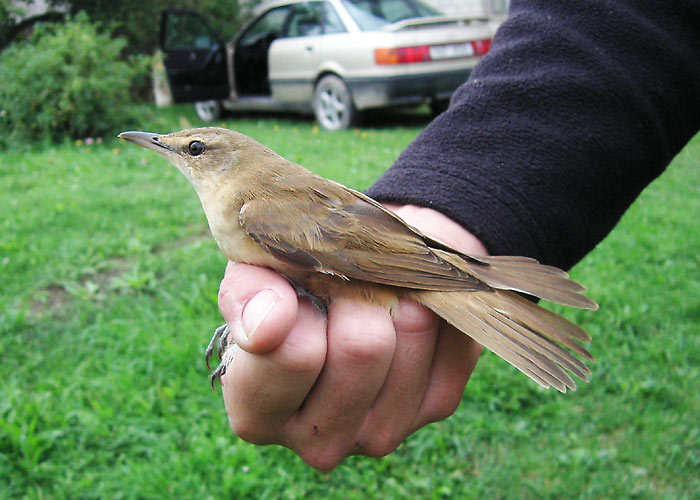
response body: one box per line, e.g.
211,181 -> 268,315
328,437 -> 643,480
0,13 -> 149,146
48,0 -> 247,55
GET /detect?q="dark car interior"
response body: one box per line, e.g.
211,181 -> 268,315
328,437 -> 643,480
233,2 -> 343,97
160,10 -> 229,101
234,5 -> 293,96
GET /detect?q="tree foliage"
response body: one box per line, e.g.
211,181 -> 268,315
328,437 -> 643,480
46,0 -> 253,54
0,12 -> 149,145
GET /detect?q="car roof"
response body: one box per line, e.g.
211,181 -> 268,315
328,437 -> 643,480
254,0 -> 344,14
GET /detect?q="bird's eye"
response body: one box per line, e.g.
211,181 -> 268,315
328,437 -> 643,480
188,141 -> 205,156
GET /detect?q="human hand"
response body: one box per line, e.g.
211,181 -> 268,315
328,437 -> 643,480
217,205 -> 487,471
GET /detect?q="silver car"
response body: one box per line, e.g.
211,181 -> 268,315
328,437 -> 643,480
160,0 -> 493,130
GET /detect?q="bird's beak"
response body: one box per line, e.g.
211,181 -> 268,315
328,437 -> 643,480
118,131 -> 173,154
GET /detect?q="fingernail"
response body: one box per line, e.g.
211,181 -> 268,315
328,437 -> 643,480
242,289 -> 280,339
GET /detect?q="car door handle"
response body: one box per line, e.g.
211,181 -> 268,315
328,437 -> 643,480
304,46 -> 313,52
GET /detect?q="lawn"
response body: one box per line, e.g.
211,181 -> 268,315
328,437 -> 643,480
1,105 -> 698,499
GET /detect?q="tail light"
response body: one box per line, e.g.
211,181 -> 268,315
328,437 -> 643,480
374,46 -> 431,65
471,39 -> 491,56
375,39 -> 492,65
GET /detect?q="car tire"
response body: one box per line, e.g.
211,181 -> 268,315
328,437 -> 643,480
430,98 -> 450,116
194,100 -> 223,122
313,75 -> 357,131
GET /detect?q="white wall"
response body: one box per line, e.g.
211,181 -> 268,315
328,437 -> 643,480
10,0 -> 68,21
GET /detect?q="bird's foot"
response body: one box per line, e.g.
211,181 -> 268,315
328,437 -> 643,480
209,359 -> 227,388
204,280 -> 325,388
210,341 -> 240,388
288,281 -> 327,314
205,323 -> 229,369
205,323 -> 236,388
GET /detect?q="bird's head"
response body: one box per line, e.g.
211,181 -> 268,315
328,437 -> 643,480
118,127 -> 275,194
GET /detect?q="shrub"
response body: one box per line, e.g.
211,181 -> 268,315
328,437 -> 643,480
47,0 -> 246,55
0,12 -> 149,146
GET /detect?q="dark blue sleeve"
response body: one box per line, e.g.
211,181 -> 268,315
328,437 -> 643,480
366,0 -> 700,270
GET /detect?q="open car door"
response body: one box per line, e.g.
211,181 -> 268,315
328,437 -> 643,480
159,10 -> 229,102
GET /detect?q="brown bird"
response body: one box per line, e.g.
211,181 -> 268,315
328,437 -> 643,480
119,127 -> 598,392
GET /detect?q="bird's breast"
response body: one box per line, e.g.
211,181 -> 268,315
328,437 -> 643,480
210,219 -> 265,264
197,192 -> 272,267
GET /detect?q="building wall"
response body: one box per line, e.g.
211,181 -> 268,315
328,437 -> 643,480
10,0 -> 67,21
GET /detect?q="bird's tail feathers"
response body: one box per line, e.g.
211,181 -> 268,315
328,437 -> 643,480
412,252 -> 597,392
437,251 -> 599,310
415,288 -> 594,392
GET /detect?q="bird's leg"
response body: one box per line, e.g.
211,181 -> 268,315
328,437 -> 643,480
205,323 -> 229,370
210,339 -> 239,388
210,359 -> 228,388
216,325 -> 229,360
206,324 -> 237,387
287,280 -> 327,314
206,324 -> 240,388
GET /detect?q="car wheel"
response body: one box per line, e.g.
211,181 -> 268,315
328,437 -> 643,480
194,100 -> 222,122
313,75 -> 357,131
430,98 -> 450,116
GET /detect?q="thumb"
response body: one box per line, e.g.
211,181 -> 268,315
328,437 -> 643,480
218,261 -> 298,353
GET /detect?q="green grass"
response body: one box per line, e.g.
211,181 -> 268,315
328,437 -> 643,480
1,105 -> 698,499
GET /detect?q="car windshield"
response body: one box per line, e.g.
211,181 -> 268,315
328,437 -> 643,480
342,0 -> 443,30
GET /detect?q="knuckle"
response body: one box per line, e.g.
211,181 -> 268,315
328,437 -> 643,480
427,390 -> 463,422
297,448 -> 346,472
218,264 -> 247,300
218,263 -> 293,309
333,313 -> 395,364
278,333 -> 327,375
362,431 -> 404,458
228,415 -> 276,446
393,299 -> 439,336
336,328 -> 394,364
217,284 -> 233,307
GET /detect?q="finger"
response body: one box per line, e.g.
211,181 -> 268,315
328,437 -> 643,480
218,261 -> 299,353
354,299 -> 439,457
285,298 -> 396,470
221,300 -> 327,444
409,324 -> 483,432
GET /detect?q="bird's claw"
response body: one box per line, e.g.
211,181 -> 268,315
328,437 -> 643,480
205,324 -> 229,370
210,361 -> 227,389
205,323 -> 235,388
209,340 -> 239,389
217,325 -> 229,360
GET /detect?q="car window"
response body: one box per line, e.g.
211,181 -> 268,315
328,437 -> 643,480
283,2 -> 347,37
163,11 -> 219,49
239,5 -> 293,46
341,0 -> 441,30
322,2 -> 346,34
285,3 -> 324,37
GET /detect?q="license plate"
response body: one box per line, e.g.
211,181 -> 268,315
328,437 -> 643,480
429,42 -> 473,60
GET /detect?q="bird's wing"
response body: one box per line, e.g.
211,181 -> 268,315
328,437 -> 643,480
238,176 -> 489,291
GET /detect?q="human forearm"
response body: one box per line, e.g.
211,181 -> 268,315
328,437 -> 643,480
368,0 -> 700,270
